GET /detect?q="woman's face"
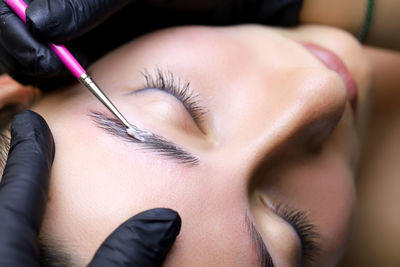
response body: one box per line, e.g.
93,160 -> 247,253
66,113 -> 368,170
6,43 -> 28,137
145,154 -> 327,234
34,25 -> 372,266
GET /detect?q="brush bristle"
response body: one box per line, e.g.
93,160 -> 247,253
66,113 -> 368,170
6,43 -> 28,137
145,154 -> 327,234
126,127 -> 145,142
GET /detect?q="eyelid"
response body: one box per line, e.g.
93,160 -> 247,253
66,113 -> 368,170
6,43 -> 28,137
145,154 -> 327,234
132,87 -> 194,119
261,197 -> 321,264
129,88 -> 206,137
140,68 -> 207,126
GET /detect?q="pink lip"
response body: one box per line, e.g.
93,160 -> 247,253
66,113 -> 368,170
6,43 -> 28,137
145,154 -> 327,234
300,42 -> 358,111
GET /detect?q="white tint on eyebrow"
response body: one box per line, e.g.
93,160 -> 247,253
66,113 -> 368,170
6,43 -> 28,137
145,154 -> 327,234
89,111 -> 200,166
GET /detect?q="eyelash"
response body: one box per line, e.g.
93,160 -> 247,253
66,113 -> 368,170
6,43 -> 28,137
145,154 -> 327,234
140,71 -> 320,261
141,68 -> 207,124
273,203 -> 320,264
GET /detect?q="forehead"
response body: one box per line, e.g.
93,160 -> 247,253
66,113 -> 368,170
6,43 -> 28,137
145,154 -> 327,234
89,25 -> 323,88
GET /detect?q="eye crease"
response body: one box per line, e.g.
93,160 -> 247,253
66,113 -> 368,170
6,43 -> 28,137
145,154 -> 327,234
140,68 -> 207,126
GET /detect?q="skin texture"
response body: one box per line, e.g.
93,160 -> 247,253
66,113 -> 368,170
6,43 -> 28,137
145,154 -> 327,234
26,24 -> 372,266
338,47 -> 400,267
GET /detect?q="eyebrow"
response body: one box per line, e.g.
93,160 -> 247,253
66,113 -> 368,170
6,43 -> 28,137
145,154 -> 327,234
245,213 -> 275,267
89,111 -> 200,166
93,109 -> 273,266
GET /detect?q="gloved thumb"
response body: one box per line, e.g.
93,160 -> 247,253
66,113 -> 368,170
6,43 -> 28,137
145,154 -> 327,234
87,208 -> 181,267
0,110 -> 54,267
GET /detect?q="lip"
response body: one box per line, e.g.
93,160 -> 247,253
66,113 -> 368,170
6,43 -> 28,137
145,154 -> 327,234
300,42 -> 358,112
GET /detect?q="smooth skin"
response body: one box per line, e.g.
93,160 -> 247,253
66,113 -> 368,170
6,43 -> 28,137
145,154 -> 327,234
22,24 -> 372,266
0,110 -> 182,267
338,47 -> 400,267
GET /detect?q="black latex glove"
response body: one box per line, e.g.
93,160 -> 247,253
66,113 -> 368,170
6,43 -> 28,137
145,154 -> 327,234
0,110 -> 181,267
0,0 -> 302,89
0,0 -> 215,88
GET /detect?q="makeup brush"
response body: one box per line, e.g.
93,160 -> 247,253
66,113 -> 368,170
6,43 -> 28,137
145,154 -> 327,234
4,0 -> 144,141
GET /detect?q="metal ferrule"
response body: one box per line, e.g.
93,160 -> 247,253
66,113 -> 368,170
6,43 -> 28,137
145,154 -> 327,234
78,73 -> 131,129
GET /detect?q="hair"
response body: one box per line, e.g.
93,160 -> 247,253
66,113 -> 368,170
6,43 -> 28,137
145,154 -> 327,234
0,129 -> 10,178
0,104 -> 15,177
38,234 -> 77,267
0,104 -> 23,128
0,102 -> 23,176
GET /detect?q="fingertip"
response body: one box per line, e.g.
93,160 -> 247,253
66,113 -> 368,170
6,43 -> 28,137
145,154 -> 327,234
25,0 -> 84,43
25,0 -> 52,40
133,208 -> 182,239
135,208 -> 181,225
88,208 -> 181,267
122,208 -> 182,252
10,110 -> 55,164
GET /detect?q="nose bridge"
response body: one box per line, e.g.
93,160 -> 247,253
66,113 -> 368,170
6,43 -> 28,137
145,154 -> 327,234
219,67 -> 348,182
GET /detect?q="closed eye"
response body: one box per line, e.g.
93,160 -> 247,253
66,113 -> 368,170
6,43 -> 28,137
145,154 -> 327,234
262,198 -> 321,265
139,68 -> 207,125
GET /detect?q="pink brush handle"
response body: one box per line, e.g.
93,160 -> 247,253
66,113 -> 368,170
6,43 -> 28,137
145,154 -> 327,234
4,0 -> 86,78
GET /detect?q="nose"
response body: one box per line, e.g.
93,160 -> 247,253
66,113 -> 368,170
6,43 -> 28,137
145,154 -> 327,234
216,67 -> 348,180
273,67 -> 348,150
168,68 -> 350,266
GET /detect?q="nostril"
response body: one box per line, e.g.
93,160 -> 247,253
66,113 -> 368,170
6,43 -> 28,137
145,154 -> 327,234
305,118 -> 341,151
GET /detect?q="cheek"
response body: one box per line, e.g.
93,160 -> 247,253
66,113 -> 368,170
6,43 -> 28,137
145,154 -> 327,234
39,121 -> 199,263
259,155 -> 355,264
312,166 -> 355,264
294,163 -> 356,254
40,124 -> 255,266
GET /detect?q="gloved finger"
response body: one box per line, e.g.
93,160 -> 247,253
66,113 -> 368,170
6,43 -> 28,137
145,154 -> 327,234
0,110 -> 55,267
0,0 -> 64,74
26,0 -> 132,43
88,208 -> 181,267
0,0 -> 87,86
0,44 -> 51,85
0,44 -> 29,83
0,42 -> 86,89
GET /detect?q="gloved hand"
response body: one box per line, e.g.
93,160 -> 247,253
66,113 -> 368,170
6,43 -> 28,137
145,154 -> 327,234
0,0 -> 302,89
0,110 -> 181,267
0,0 -> 216,88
